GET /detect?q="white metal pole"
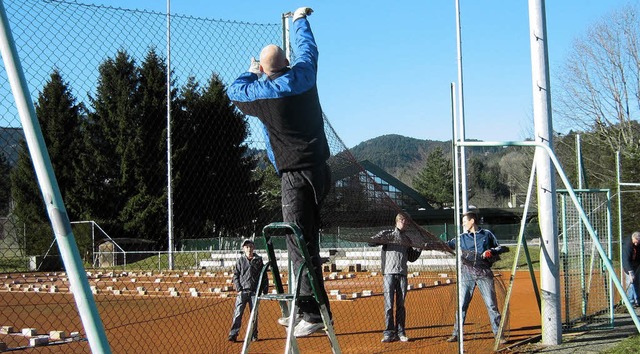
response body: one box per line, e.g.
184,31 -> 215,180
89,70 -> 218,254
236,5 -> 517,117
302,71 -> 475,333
166,0 -> 174,270
576,134 -> 583,189
616,151 -> 623,281
528,0 -> 561,344
0,1 -> 111,352
455,0 -> 468,214
450,82 -> 464,353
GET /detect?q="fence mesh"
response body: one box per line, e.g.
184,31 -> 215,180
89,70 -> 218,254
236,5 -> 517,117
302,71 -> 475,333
558,190 -> 614,331
0,1 -> 523,353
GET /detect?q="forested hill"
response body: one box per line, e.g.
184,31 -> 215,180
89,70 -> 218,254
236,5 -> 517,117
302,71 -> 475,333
349,134 -> 450,173
351,134 -> 504,178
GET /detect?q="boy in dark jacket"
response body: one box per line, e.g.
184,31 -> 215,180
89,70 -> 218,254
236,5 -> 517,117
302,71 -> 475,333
228,239 -> 268,342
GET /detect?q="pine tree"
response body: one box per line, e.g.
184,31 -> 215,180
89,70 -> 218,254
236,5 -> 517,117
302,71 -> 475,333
173,74 -> 260,240
0,153 -> 10,216
119,49 -> 169,248
10,69 -> 83,255
413,147 -> 453,209
80,50 -> 140,239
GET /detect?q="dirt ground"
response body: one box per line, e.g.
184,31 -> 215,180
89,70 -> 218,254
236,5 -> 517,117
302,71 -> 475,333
0,269 -> 544,353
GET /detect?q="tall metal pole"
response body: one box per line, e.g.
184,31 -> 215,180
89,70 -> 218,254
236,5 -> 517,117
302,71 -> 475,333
0,1 -> 111,352
576,134 -> 583,189
455,0 -> 469,214
528,0 -> 561,345
616,151 -> 623,280
166,0 -> 174,269
451,82 -> 464,353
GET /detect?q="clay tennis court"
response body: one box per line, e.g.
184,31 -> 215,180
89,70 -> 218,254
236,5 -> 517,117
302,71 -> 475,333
0,269 -> 545,353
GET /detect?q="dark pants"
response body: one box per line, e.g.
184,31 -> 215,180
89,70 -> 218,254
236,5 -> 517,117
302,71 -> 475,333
281,163 -> 331,324
228,291 -> 257,338
383,274 -> 408,338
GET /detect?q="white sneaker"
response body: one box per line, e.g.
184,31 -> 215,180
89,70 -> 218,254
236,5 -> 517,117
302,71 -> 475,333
293,320 -> 325,337
277,314 -> 302,327
399,335 -> 409,342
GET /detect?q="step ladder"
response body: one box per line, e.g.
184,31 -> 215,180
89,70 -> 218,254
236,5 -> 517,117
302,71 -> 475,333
241,222 -> 341,354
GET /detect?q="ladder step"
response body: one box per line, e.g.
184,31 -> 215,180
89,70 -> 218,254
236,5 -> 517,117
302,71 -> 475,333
259,293 -> 295,301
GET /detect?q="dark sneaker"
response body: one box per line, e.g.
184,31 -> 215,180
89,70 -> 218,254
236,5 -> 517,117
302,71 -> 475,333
227,335 -> 237,342
446,335 -> 458,342
293,320 -> 325,337
251,335 -> 258,342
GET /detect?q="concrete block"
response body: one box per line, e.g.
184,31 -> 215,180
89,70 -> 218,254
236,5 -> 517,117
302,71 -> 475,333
49,330 -> 66,340
0,326 -> 14,334
29,336 -> 48,347
22,328 -> 37,336
362,290 -> 373,297
335,294 -> 347,300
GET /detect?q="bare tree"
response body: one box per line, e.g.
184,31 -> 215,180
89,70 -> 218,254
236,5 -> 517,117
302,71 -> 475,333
555,5 -> 640,157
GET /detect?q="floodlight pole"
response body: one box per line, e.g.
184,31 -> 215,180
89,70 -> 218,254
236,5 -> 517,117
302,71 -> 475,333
166,0 -> 174,270
528,0 -> 561,345
0,1 -> 111,353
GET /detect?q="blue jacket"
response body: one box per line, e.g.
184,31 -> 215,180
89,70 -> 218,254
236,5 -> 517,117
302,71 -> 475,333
227,18 -> 329,173
447,228 -> 503,269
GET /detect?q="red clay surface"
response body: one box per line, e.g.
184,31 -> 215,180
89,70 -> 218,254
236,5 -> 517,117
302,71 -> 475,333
0,269 -> 547,353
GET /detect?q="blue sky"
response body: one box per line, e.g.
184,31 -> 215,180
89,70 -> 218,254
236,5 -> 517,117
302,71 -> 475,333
90,1 -> 636,148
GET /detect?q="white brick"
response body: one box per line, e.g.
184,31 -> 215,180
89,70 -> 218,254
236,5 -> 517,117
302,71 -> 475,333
22,328 -> 37,336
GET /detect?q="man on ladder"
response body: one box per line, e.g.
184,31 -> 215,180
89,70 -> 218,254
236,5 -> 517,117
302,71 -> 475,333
228,6 -> 333,338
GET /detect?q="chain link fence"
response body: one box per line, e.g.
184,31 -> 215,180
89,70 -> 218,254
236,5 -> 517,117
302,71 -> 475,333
0,1 -> 527,353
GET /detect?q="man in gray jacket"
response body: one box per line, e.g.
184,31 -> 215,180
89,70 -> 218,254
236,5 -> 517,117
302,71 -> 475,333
370,212 -> 422,343
228,239 -> 268,342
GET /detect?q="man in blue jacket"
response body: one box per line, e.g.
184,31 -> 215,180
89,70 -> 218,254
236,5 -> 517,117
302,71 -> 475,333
446,211 -> 506,344
227,7 -> 332,338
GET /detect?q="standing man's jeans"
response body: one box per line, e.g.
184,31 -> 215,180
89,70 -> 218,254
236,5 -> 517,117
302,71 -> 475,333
229,291 -> 257,338
453,269 -> 502,336
625,271 -> 639,305
383,273 -> 408,338
281,163 -> 331,324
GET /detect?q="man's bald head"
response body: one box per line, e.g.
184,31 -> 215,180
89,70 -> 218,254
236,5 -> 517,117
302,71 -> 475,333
259,44 -> 289,76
